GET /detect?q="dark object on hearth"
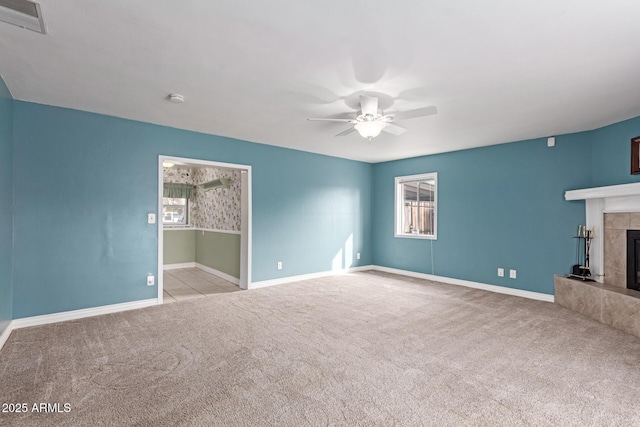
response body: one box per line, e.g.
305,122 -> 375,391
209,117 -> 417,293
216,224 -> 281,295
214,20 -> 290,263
569,225 -> 595,281
570,264 -> 592,281
626,230 -> 640,291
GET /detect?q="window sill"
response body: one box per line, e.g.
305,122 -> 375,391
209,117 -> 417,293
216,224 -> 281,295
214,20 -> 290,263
394,233 -> 437,240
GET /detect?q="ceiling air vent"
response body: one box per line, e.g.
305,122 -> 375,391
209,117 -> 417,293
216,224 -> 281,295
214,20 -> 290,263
0,0 -> 45,34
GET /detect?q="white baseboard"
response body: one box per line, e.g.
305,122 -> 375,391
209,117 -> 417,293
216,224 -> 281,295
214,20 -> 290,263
163,262 -> 196,270
370,266 -> 554,303
248,264 -> 553,302
0,266 -> 552,346
11,299 -> 159,330
0,321 -> 14,352
249,265 -> 373,289
195,263 -> 240,285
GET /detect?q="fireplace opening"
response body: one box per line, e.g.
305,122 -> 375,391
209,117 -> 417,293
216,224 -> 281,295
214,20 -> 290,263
626,230 -> 640,291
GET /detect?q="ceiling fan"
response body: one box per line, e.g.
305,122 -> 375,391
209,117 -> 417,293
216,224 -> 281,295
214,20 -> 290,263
307,95 -> 437,141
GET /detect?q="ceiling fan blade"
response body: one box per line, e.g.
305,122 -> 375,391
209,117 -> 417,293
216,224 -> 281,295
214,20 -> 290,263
335,127 -> 357,137
382,124 -> 407,136
307,118 -> 356,123
359,95 -> 379,116
387,106 -> 437,121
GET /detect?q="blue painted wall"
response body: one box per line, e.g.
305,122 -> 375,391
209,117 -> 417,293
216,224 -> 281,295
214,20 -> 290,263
9,96 -> 640,317
372,133 -> 593,295
0,75 -> 13,335
12,102 -> 372,318
591,116 -> 640,187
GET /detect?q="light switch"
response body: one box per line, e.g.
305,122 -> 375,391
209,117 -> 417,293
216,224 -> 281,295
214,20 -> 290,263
148,213 -> 156,224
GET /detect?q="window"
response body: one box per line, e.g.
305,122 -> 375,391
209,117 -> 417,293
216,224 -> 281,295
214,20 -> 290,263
163,197 -> 188,225
395,172 -> 437,239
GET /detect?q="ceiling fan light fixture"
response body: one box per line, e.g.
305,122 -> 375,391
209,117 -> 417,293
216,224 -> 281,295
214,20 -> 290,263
307,94 -> 436,141
355,121 -> 386,139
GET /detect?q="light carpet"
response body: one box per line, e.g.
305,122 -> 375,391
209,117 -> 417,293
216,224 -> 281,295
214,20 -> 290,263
1,271 -> 639,426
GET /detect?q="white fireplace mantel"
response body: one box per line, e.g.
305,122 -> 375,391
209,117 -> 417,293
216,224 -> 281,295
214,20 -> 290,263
565,182 -> 640,282
565,182 -> 640,201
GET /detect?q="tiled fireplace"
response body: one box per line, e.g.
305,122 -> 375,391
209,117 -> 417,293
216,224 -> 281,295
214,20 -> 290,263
603,212 -> 640,289
554,183 -> 640,339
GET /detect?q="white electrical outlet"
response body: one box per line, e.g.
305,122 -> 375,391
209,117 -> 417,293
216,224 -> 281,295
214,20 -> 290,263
147,213 -> 156,224
356,252 -> 361,260
497,268 -> 504,277
277,261 -> 282,270
509,269 -> 517,279
147,275 -> 155,286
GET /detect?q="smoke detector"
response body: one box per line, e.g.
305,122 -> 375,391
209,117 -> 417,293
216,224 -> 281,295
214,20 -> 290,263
168,94 -> 185,104
0,0 -> 45,34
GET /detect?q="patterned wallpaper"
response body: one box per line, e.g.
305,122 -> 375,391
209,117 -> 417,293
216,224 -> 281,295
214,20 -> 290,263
192,168 -> 241,231
163,166 -> 240,231
163,167 -> 193,184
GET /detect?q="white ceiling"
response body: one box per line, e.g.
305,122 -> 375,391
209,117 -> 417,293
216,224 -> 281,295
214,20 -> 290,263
1,1 -> 640,163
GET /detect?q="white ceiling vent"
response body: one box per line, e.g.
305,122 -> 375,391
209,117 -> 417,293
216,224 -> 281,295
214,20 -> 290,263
0,0 -> 45,34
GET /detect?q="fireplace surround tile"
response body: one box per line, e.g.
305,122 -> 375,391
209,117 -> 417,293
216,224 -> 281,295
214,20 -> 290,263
603,228 -> 626,289
609,272 -> 626,290
555,275 -> 640,339
604,212 -> 630,230
630,212 -> 640,229
554,276 -> 602,320
601,291 -> 640,338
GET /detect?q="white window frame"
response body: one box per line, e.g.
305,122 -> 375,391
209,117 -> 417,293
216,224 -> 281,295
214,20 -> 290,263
394,172 -> 438,240
162,197 -> 189,226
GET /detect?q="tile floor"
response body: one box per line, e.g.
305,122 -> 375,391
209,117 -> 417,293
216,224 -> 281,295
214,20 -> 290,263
163,267 -> 240,303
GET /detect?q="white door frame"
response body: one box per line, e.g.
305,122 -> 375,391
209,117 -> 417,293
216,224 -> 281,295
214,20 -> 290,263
157,155 -> 252,302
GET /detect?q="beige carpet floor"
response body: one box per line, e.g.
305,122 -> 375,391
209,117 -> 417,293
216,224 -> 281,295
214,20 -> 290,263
1,271 -> 639,426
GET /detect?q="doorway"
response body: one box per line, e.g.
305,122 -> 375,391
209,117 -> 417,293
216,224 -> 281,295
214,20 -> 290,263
157,155 -> 252,303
